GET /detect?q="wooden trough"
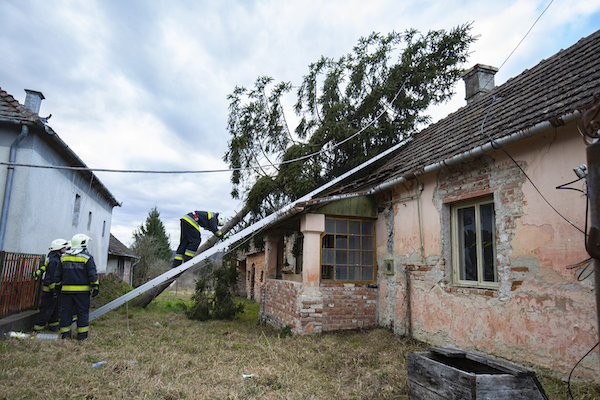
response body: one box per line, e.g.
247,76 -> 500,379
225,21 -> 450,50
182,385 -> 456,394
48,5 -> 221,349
407,347 -> 548,400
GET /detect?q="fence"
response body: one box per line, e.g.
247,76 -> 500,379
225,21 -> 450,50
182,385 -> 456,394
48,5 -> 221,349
0,252 -> 44,318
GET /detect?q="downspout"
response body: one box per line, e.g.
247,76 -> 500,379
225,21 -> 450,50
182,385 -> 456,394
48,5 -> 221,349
416,184 -> 424,260
0,124 -> 29,250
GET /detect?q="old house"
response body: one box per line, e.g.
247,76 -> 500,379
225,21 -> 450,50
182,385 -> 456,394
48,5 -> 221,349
0,88 -> 120,272
244,29 -> 600,379
106,234 -> 137,284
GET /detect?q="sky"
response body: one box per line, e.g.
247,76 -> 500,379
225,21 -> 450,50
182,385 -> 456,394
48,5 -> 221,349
1,0 -> 599,247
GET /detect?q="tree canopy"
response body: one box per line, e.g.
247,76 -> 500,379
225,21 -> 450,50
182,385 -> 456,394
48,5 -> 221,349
131,207 -> 171,286
224,25 -> 475,222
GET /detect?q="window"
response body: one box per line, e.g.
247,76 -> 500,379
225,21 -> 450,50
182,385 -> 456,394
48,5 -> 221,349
87,211 -> 93,230
102,220 -> 106,237
321,217 -> 376,282
452,198 -> 497,287
117,259 -> 125,279
72,194 -> 81,226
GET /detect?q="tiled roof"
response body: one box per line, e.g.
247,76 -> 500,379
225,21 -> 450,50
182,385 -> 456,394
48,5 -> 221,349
109,234 -> 136,258
332,29 -> 600,194
0,87 -> 120,207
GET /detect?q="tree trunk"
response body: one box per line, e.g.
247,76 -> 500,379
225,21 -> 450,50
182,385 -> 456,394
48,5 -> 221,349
130,206 -> 249,308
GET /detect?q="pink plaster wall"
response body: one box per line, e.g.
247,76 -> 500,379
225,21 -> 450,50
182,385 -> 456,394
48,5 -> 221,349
246,252 -> 266,301
379,122 -> 599,380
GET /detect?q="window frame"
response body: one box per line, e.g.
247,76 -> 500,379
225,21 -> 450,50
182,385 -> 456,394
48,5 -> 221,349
451,197 -> 498,289
320,216 -> 377,284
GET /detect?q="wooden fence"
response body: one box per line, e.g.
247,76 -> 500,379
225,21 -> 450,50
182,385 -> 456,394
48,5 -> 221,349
0,252 -> 44,318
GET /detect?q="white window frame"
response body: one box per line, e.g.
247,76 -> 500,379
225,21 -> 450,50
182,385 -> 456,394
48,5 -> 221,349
451,197 -> 498,289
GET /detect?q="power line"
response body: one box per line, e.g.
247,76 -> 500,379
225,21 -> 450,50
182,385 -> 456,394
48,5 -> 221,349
496,0 -> 555,72
480,97 -> 586,235
5,84 -> 407,175
475,0 -> 587,235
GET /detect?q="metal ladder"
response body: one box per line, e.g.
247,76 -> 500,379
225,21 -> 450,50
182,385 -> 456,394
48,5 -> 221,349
89,137 -> 408,321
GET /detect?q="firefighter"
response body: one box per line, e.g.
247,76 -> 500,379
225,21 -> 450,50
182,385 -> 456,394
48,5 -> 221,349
32,238 -> 69,332
54,233 -> 99,340
172,211 -> 227,268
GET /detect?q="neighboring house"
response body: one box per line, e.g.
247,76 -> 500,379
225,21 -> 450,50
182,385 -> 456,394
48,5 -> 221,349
239,30 -> 600,380
0,88 -> 120,272
107,234 -> 137,284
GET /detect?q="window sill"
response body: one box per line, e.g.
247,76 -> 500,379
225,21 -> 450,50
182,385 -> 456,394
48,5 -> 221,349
446,285 -> 498,298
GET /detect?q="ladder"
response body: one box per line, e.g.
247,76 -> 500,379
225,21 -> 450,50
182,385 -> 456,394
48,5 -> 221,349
89,204 -> 297,321
89,138 -> 407,321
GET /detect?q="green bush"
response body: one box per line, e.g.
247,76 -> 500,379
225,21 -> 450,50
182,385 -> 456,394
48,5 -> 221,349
91,273 -> 133,309
186,262 -> 244,321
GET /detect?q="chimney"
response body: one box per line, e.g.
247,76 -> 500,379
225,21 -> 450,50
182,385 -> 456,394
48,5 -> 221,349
24,89 -> 45,115
462,64 -> 498,104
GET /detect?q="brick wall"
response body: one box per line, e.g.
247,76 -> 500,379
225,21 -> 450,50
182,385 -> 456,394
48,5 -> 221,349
261,279 -> 301,328
321,283 -> 377,331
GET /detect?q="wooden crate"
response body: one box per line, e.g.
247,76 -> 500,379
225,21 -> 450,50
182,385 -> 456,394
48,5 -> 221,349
407,347 -> 548,400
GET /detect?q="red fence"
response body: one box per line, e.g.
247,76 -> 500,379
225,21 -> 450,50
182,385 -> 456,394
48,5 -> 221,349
0,252 -> 44,318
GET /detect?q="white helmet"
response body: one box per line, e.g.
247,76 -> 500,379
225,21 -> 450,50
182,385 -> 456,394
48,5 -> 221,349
71,233 -> 91,249
49,238 -> 69,251
217,213 -> 226,226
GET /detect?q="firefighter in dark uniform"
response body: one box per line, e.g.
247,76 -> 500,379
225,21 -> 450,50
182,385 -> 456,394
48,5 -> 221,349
33,238 -> 69,332
172,211 -> 227,268
54,233 -> 99,340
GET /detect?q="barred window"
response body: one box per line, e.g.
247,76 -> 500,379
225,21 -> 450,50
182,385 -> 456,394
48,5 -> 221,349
321,217 -> 376,282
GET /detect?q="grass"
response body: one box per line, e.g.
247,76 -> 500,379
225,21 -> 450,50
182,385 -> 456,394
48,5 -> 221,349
1,291 -> 599,399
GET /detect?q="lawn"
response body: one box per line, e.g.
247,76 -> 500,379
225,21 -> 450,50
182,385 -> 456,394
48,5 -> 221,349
1,291 -> 598,399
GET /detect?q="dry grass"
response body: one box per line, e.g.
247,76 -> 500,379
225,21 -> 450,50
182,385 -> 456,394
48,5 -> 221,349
1,291 -> 598,400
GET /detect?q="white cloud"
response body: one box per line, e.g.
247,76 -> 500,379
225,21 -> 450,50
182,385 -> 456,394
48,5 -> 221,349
1,0 -> 599,249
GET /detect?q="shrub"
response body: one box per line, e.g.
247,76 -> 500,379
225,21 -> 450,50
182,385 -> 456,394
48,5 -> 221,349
91,273 -> 133,309
186,262 -> 244,321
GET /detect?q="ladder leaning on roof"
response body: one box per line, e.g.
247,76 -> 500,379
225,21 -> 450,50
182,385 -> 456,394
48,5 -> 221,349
89,138 -> 409,321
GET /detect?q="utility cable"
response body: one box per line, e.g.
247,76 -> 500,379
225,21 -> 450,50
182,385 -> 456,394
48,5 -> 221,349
480,96 -> 586,235
496,0 -> 555,73
3,83 -> 407,175
568,340 -> 600,399
3,0 -> 554,178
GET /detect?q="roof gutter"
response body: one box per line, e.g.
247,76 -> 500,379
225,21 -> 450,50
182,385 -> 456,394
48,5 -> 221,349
295,111 -> 581,208
0,124 -> 30,250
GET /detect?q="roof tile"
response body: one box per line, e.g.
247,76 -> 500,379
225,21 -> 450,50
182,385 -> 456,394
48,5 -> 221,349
334,30 -> 600,193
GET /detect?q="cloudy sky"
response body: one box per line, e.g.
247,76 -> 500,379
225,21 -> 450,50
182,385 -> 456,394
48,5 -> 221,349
1,0 -> 599,247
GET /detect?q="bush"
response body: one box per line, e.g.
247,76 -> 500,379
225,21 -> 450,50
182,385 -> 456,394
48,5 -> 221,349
91,273 -> 133,309
186,262 -> 244,321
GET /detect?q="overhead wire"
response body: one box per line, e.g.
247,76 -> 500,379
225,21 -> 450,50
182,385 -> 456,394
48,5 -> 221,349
480,96 -> 586,235
475,0 -> 587,236
2,82 -> 407,175
568,340 -> 600,399
474,2 -> 597,391
2,2 -> 552,178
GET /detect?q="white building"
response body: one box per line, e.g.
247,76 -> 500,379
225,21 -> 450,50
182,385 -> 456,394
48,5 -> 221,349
0,88 -> 120,272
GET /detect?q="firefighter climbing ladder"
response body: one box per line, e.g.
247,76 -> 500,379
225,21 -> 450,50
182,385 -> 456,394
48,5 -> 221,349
89,139 -> 407,321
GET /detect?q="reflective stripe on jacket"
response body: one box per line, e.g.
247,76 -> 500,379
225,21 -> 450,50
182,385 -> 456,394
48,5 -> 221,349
57,249 -> 98,293
184,211 -> 220,235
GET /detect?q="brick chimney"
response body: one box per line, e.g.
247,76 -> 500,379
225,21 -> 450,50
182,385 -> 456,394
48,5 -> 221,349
462,64 -> 498,104
24,89 -> 45,115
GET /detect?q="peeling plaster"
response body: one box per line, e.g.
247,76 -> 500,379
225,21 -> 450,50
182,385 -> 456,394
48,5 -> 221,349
378,133 -> 598,379
386,205 -> 394,253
